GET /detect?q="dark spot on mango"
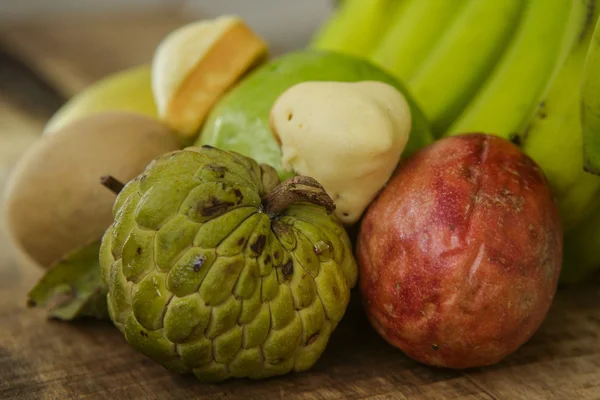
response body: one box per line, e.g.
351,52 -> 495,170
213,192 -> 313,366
432,344 -> 439,351
192,255 -> 206,272
281,260 -> 293,281
449,224 -> 455,230
264,255 -> 271,265
274,251 -> 280,260
306,331 -> 320,346
202,145 -> 215,149
250,235 -> 267,254
237,237 -> 246,246
136,247 -> 143,255
140,330 -> 149,338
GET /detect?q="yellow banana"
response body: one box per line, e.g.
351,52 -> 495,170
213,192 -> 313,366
523,1 -> 597,197
560,170 -> 600,231
581,14 -> 600,174
309,0 -> 406,58
526,99 -> 600,232
447,0 -> 587,139
370,0 -> 468,83
409,0 -> 524,135
522,0 -> 600,281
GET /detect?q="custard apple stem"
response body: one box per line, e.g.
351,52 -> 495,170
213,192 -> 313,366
100,175 -> 125,195
261,175 -> 336,215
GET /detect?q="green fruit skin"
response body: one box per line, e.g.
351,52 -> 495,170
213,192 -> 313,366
100,146 -> 358,382
197,51 -> 433,179
45,65 -> 157,134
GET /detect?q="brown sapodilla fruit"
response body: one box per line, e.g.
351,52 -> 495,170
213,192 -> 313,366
357,133 -> 562,369
3,112 -> 181,268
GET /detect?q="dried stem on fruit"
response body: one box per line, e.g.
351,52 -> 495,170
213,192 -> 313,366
261,176 -> 336,215
100,175 -> 124,194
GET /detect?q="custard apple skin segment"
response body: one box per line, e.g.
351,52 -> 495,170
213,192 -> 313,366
99,146 -> 357,382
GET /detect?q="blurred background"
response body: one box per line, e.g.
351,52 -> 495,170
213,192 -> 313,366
0,0 -> 332,273
1,0 -> 333,54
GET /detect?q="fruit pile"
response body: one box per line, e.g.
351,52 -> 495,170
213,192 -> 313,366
3,3 -> 599,383
313,0 -> 600,283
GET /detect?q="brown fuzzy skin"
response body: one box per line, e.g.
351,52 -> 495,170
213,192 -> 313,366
357,134 -> 562,369
4,112 -> 181,269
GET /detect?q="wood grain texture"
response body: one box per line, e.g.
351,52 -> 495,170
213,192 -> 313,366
1,13 -> 600,400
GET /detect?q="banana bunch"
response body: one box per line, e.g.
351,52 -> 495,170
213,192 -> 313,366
582,14 -> 600,175
311,0 -> 600,283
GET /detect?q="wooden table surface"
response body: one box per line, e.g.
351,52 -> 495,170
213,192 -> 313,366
1,11 -> 600,400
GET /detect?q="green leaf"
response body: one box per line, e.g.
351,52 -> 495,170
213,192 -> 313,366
27,240 -> 109,321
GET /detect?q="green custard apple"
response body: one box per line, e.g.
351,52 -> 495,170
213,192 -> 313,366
197,51 -> 433,179
99,145 -> 357,382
